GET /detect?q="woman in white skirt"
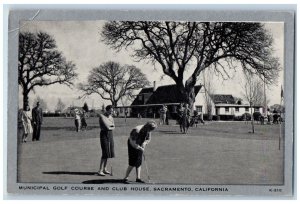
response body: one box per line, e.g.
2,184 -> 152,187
20,104 -> 33,143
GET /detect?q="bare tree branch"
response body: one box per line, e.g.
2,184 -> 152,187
78,61 -> 150,106
18,31 -> 78,109
101,21 -> 281,106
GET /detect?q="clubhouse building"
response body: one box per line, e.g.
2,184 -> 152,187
115,82 -> 264,119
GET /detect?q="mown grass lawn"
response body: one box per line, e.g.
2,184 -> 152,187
17,117 -> 284,185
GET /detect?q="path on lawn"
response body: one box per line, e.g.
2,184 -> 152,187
17,118 -> 284,185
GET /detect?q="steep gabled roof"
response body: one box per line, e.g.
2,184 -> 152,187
139,87 -> 154,94
131,87 -> 154,106
211,94 -> 235,104
131,84 -> 202,106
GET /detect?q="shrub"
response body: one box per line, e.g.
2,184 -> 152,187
241,112 -> 251,121
253,112 -> 262,121
43,112 -> 64,117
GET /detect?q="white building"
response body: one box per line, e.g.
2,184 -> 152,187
194,86 -> 264,116
117,83 -> 264,119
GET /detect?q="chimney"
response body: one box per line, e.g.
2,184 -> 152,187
153,81 -> 157,92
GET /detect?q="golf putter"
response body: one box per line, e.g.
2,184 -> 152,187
143,154 -> 152,183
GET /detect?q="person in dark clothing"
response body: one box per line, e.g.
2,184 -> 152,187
96,105 -> 115,176
165,106 -> 170,125
123,120 -> 157,183
181,103 -> 191,133
32,101 -> 43,141
177,103 -> 184,132
81,110 -> 88,130
190,110 -> 199,127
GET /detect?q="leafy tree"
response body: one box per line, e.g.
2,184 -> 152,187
102,21 -> 280,107
270,104 -> 285,113
33,96 -> 47,111
234,97 -> 243,105
18,31 -> 77,109
83,102 -> 89,112
79,61 -> 150,107
55,98 -> 66,112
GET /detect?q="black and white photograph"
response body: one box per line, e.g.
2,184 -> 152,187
6,9 -> 295,197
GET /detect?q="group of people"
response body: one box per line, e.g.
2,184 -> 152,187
177,103 -> 205,133
263,109 -> 282,125
97,105 -> 157,183
18,102 -> 43,143
73,108 -> 88,132
177,103 -> 191,134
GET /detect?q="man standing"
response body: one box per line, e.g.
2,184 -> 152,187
32,101 -> 43,141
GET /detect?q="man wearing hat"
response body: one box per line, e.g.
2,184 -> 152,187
32,101 -> 43,141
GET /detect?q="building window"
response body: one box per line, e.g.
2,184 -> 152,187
225,107 -> 229,112
216,108 -> 220,115
172,105 -> 177,113
138,95 -> 143,101
255,107 -> 260,112
235,107 -> 239,112
245,107 -> 249,112
196,106 -> 202,112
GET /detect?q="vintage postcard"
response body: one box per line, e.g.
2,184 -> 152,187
6,8 -> 295,198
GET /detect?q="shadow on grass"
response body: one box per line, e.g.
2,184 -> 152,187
42,126 -> 99,131
43,171 -> 98,176
82,179 -> 126,184
157,130 -> 182,135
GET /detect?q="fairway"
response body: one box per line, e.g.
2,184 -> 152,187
17,117 -> 284,185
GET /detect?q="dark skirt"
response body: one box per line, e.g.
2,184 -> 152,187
181,116 -> 190,128
100,130 -> 115,159
127,139 -> 143,167
81,118 -> 87,128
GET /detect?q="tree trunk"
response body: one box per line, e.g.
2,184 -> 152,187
187,91 -> 195,110
177,84 -> 196,109
111,100 -> 118,108
250,105 -> 255,133
22,89 -> 29,109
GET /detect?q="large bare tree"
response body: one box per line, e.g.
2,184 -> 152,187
101,21 -> 280,107
18,32 -> 77,109
79,61 -> 150,107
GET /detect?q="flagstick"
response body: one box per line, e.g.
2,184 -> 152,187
279,126 -> 281,150
279,85 -> 283,150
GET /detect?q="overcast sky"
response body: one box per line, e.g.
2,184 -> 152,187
19,21 -> 284,111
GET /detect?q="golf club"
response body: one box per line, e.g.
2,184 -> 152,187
143,154 -> 153,184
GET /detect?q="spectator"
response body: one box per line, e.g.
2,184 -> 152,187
97,105 -> 115,176
74,108 -> 81,132
181,103 -> 191,133
32,101 -> 43,141
81,110 -> 87,131
19,104 -> 33,143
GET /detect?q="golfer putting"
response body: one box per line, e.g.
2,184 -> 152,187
123,120 -> 157,183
